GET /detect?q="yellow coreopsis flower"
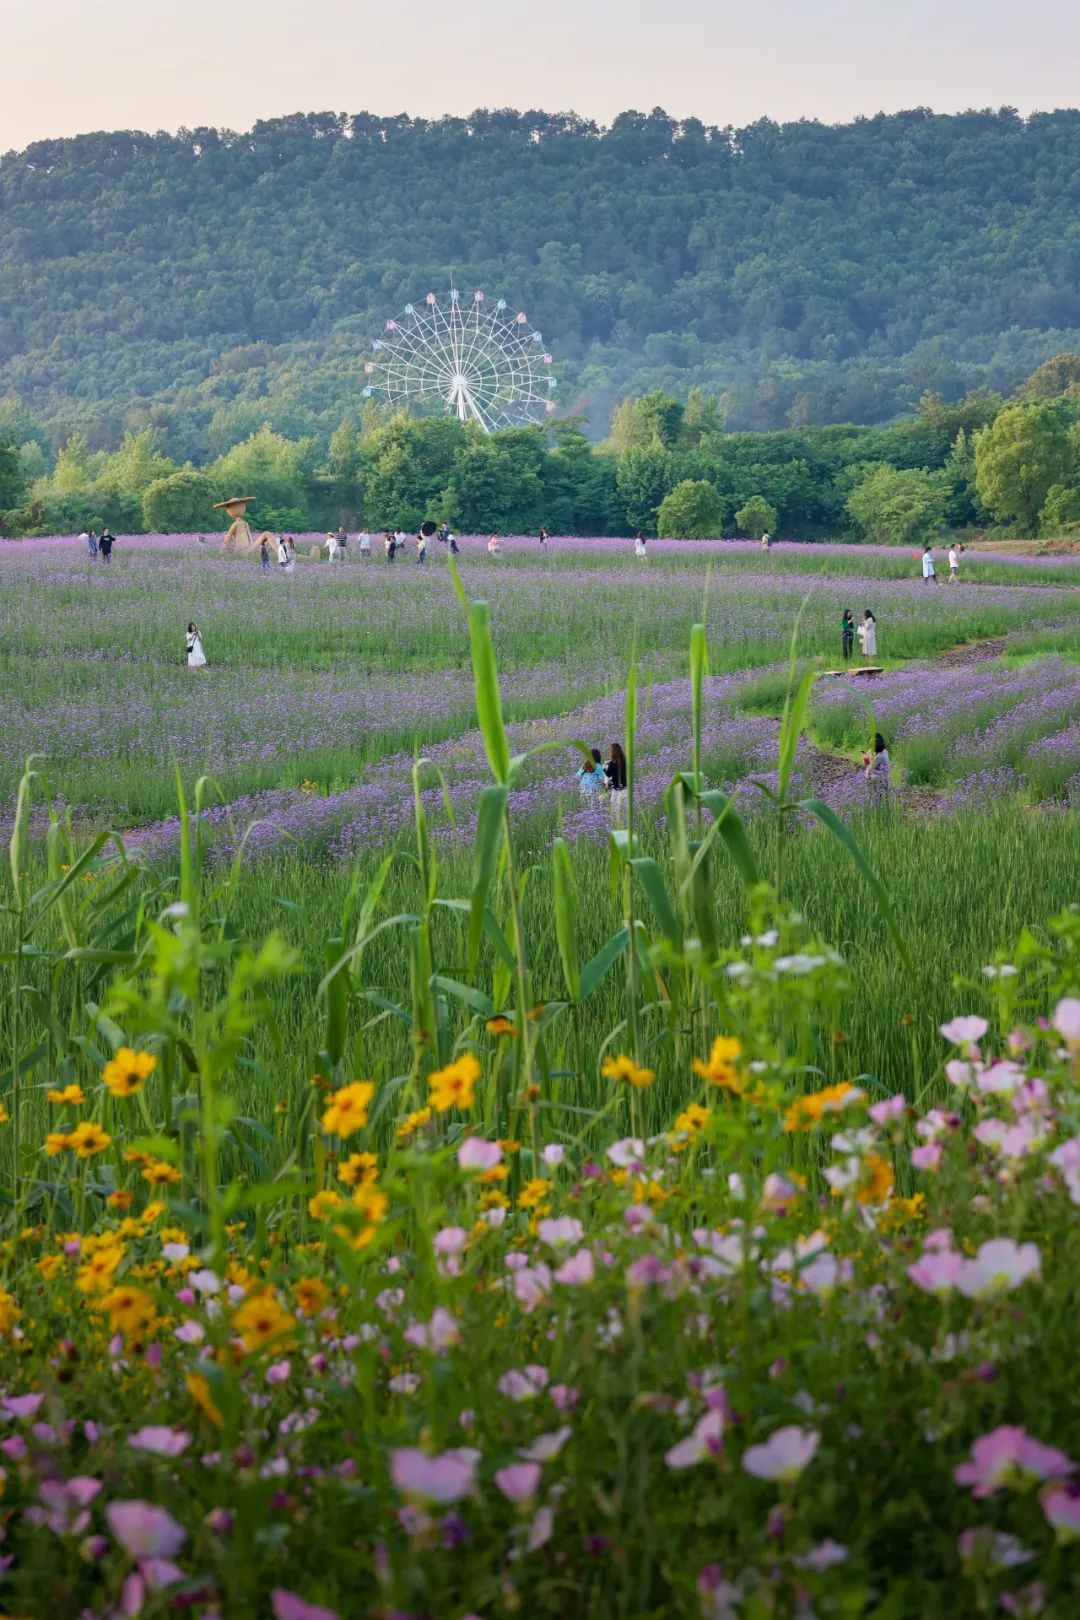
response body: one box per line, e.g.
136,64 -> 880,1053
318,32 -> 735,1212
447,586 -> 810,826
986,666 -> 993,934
141,1160 -> 182,1186
76,1243 -> 124,1294
784,1081 -> 864,1133
232,1289 -> 295,1353
692,1036 -> 744,1091
44,1132 -> 73,1157
102,1047 -> 157,1099
68,1121 -> 111,1159
602,1054 -> 655,1089
320,1081 -> 376,1140
396,1106 -> 433,1143
486,1016 -> 519,1037
856,1152 -> 895,1206
186,1371 -> 224,1428
337,1151 -> 379,1187
428,1055 -> 481,1114
308,1189 -> 344,1222
47,1084 -> 85,1106
97,1284 -> 156,1338
292,1276 -> 330,1316
517,1177 -> 549,1211
107,1191 -> 134,1210
0,1292 -> 19,1335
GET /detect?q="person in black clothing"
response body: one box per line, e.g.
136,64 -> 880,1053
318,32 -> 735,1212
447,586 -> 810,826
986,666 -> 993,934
99,529 -> 115,562
605,742 -> 628,823
841,609 -> 855,661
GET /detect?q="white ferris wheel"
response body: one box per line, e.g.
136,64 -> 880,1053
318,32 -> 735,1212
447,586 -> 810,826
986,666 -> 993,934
362,288 -> 556,433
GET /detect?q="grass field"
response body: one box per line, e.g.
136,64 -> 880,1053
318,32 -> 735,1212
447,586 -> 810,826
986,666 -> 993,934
2,532 -> 1080,1616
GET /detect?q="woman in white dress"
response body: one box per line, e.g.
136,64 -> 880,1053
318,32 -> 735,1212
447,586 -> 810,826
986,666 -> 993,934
186,622 -> 207,669
857,609 -> 877,660
634,534 -> 648,559
285,538 -> 297,574
277,536 -> 289,571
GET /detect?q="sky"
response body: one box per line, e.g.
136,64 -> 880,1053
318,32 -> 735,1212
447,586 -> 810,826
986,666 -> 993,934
3,0 -> 1080,152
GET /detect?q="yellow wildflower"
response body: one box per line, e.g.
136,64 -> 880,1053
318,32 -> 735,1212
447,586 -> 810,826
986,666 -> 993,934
96,1284 -> 156,1338
107,1191 -> 134,1210
337,1152 -> 379,1188
47,1084 -> 85,1106
186,1372 -> 224,1428
141,1160 -> 182,1186
44,1132 -> 73,1157
76,1243 -> 124,1294
232,1289 -> 295,1353
692,1036 -> 744,1091
486,1016 -> 518,1037
428,1055 -> 481,1114
292,1276 -> 330,1316
37,1254 -> 66,1279
517,1178 -> 549,1211
784,1082 -> 864,1133
320,1081 -> 376,1140
308,1189 -> 344,1221
141,1202 -> 166,1223
601,1054 -> 655,1089
102,1047 -> 156,1099
397,1106 -> 432,1143
856,1152 -> 895,1206
67,1121 -> 111,1159
0,1292 -> 19,1335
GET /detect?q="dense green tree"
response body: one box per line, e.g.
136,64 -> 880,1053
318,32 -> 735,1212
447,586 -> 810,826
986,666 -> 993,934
0,436 -> 27,528
211,424 -> 317,531
734,495 -> 778,538
1039,482 -> 1080,535
974,404 -> 1073,535
1016,353 -> 1080,399
142,467 -> 221,533
657,479 -> 725,538
325,419 -> 362,521
846,465 -> 948,546
444,428 -> 545,533
615,444 -> 675,535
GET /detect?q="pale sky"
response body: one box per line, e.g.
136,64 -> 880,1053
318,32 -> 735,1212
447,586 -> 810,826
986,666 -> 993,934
3,0 -> 1080,153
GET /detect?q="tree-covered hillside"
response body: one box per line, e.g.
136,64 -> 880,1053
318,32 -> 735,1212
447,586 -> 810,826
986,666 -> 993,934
4,105 -> 1080,455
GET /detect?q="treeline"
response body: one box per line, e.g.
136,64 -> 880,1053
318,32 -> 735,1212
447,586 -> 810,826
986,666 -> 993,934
6,107 -> 1080,450
6,354 -> 1080,541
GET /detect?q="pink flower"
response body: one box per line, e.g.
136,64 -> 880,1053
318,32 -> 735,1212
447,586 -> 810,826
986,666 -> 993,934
521,1426 -> 572,1462
432,1226 -> 468,1255
271,1591 -> 341,1620
495,1462 -> 541,1502
2,1394 -> 44,1421
405,1307 -> 461,1353
665,1408 -> 724,1470
554,1249 -> 594,1286
457,1137 -> 502,1172
550,1384 -> 579,1412
390,1447 -> 478,1504
128,1426 -> 191,1457
741,1425 -> 820,1482
954,1426 -> 1075,1497
955,1239 -> 1041,1299
907,1248 -> 965,1294
542,1144 -> 566,1167
945,1059 -> 973,1090
31,1475 -> 101,1536
868,1094 -> 906,1125
537,1216 -> 584,1247
106,1501 -> 186,1561
498,1366 -> 549,1401
911,1143 -> 942,1172
174,1321 -> 205,1345
266,1359 -> 292,1385
940,1015 -> 988,1048
1043,1487 -> 1080,1541
606,1137 -> 645,1168
797,1539 -> 848,1570
512,1264 -> 553,1313
1052,997 -> 1080,1045
527,1503 -> 555,1551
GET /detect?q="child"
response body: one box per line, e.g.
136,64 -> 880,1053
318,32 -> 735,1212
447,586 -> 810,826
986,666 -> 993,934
862,732 -> 890,788
186,622 -> 207,669
841,609 -> 854,662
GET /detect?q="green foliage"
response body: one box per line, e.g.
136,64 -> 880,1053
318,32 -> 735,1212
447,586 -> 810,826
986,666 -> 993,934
0,436 -> 26,527
615,443 -> 675,535
734,494 -> 777,538
846,463 -> 948,545
211,424 -> 317,531
142,466 -> 221,532
657,478 -> 725,538
1039,481 -> 1080,536
974,403 -> 1074,534
1016,351 -> 1080,399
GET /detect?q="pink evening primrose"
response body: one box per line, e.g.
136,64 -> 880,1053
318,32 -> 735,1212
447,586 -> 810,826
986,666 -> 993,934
606,1137 -> 646,1169
271,1591 -> 341,1620
521,1426 -> 572,1463
1052,997 -> 1080,1046
940,1015 -> 988,1050
955,1238 -> 1041,1299
389,1447 -> 479,1504
106,1500 -> 187,1561
542,1144 -> 566,1166
742,1425 -> 820,1482
537,1216 -> 585,1247
954,1427 -> 1075,1497
432,1226 -> 469,1255
911,1143 -> 942,1172
494,1461 -> 542,1502
1043,1487 -> 1080,1541
665,1408 -> 725,1470
456,1137 -> 503,1172
128,1426 -> 191,1458
554,1249 -> 595,1286
868,1094 -> 906,1125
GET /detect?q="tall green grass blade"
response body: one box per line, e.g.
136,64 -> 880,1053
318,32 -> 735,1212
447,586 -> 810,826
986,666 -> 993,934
467,600 -> 510,784
552,838 -> 581,1004
469,785 -> 508,971
580,926 -> 629,1002
798,796 -> 913,974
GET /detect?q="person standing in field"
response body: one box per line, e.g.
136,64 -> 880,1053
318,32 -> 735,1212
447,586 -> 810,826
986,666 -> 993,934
760,531 -> 772,551
949,542 -> 964,582
921,545 -> 937,583
858,609 -> 877,660
359,529 -> 371,560
841,609 -> 855,662
98,529 -> 115,563
487,533 -> 500,556
416,529 -> 428,567
539,526 -> 549,553
277,536 -> 288,571
324,531 -> 339,563
186,622 -> 207,669
862,732 -> 890,790
260,536 -> 271,571
634,534 -> 647,559
336,525 -> 348,561
385,531 -> 396,564
604,741 -> 628,821
285,538 -> 297,573
80,528 -> 96,557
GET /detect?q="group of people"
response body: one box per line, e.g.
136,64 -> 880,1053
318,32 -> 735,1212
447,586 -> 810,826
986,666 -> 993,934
78,527 -> 117,561
921,542 -> 966,582
575,743 -> 629,810
260,535 -> 298,573
840,608 -> 877,661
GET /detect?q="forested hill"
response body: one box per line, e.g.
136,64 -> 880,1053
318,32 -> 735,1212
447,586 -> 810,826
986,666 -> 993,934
4,105 -> 1080,456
